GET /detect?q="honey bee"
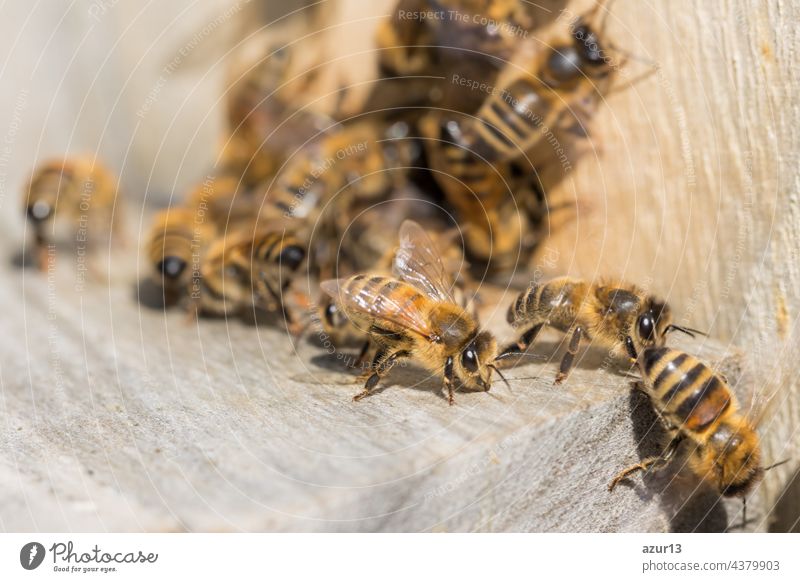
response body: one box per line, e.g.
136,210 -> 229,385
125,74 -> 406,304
504,277 -> 701,384
414,2 -> 619,271
260,120 -> 416,283
263,121 -> 414,224
609,347 -> 769,510
418,113 -> 553,271
319,214 -> 476,347
192,226 -> 306,331
435,1 -> 622,166
184,174 -> 266,233
146,175 -> 246,301
23,157 -> 121,269
223,42 -> 333,188
369,0 -> 555,116
145,207 -> 214,302
321,220 -> 505,405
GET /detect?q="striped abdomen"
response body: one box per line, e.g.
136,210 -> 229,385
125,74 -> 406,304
342,274 -> 428,327
253,231 -> 305,275
639,348 -> 732,435
507,278 -> 585,327
265,156 -> 328,220
507,283 -> 541,325
431,132 -> 506,204
466,77 -> 558,162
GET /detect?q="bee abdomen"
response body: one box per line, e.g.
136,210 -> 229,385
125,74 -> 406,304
507,283 -> 540,324
346,275 -> 422,317
473,79 -> 544,159
254,231 -> 284,261
645,349 -> 733,433
675,375 -> 731,432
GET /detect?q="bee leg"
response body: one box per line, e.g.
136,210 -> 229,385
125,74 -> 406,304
354,340 -> 372,370
608,436 -> 683,491
354,350 -> 405,402
501,323 -> 544,356
184,299 -> 200,324
554,325 -> 584,385
278,299 -> 305,337
443,355 -> 456,405
37,246 -> 50,272
263,279 -> 303,335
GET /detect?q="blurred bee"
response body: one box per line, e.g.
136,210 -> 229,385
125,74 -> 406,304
146,207 -> 214,303
321,220 -> 505,405
261,120 -> 416,283
146,175 -> 243,302
192,226 -> 306,332
369,0 -> 556,115
609,347 -> 778,520
23,157 -> 121,270
504,277 -> 701,384
263,121 -> 414,224
415,1 -> 634,269
419,114 -> 551,271
184,174 -> 266,233
223,42 -> 333,188
433,0 -> 624,166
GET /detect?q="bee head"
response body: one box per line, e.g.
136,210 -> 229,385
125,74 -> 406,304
456,331 -> 498,392
700,418 -> 763,498
545,19 -> 611,88
628,298 -> 672,358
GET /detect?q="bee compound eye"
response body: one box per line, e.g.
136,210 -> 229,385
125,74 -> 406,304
324,302 -> 340,326
546,47 -> 582,84
27,200 -> 52,222
278,245 -> 305,270
461,347 -> 479,373
638,314 -> 655,340
158,256 -> 187,279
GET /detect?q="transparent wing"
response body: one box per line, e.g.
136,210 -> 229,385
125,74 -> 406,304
740,368 -> 782,428
320,277 -> 433,339
392,220 -> 455,302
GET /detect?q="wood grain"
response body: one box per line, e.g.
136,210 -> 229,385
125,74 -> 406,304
0,0 -> 798,532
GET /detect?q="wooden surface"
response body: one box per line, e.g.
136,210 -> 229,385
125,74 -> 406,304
0,0 -> 798,532
544,0 -> 800,530
0,246 -> 763,532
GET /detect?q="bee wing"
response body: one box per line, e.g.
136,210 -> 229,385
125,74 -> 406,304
739,369 -> 782,427
392,220 -> 455,303
320,278 -> 434,339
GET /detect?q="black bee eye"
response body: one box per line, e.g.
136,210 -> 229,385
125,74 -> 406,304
278,245 -> 305,270
461,347 -> 479,373
574,25 -> 604,66
158,256 -> 187,279
324,302 -> 339,326
638,314 -> 655,341
546,47 -> 582,84
27,200 -> 52,222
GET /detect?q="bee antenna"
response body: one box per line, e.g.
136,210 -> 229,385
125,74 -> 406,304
665,324 -> 708,338
607,42 -> 657,68
489,364 -> 511,393
763,459 -> 791,472
494,351 -> 543,362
